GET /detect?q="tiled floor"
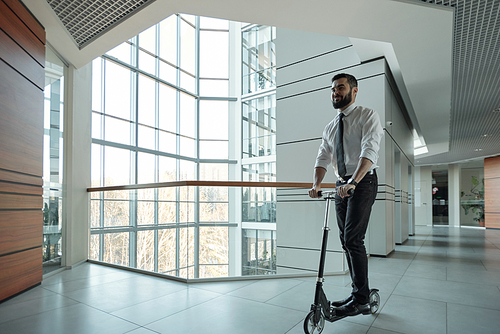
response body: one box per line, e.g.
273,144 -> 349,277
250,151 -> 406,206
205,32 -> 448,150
1,226 -> 500,334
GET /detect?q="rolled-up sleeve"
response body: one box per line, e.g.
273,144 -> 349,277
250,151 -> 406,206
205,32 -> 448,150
315,131 -> 333,170
359,110 -> 384,164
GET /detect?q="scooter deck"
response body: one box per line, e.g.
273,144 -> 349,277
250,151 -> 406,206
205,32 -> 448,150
325,313 -> 347,323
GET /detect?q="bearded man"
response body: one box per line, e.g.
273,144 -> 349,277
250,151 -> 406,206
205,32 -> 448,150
308,73 -> 384,316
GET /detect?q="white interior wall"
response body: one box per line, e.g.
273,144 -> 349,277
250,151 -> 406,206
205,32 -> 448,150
414,166 -> 433,226
62,63 -> 92,267
275,27 -> 415,269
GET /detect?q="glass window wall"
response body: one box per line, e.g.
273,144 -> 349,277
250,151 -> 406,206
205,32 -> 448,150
90,14 -> 234,279
242,25 -> 276,94
43,47 -> 65,274
242,229 -> 276,275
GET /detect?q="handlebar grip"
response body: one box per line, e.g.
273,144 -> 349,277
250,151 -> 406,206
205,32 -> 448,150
317,189 -> 354,198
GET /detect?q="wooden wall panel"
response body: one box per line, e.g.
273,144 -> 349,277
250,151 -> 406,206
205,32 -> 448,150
0,181 -> 43,196
0,247 -> 42,301
484,177 -> 500,210
0,0 -> 45,302
484,156 -> 500,229
484,156 -> 500,179
0,29 -> 44,88
0,169 -> 42,186
1,0 -> 45,44
0,61 -> 44,177
0,1 -> 45,66
0,211 -> 42,255
0,193 -> 42,210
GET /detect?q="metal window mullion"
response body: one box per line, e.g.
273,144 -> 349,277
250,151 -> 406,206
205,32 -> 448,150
193,15 -> 201,280
130,190 -> 137,268
99,195 -> 104,261
271,230 -> 275,272
254,230 -> 259,273
174,14 -> 181,278
154,24 -> 160,273
128,36 -> 139,269
98,56 -> 106,262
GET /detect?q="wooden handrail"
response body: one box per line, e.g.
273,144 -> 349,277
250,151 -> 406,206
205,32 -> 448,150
87,180 -> 337,192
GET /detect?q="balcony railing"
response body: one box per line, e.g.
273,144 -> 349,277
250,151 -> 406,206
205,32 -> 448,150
87,180 -> 337,282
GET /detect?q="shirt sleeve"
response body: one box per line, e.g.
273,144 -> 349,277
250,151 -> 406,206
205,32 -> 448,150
315,128 -> 333,170
359,109 -> 384,164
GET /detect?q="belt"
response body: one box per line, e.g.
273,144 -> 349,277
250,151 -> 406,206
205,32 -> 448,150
338,169 -> 375,183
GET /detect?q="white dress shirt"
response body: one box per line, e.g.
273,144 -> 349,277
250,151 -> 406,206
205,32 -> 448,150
315,104 -> 384,178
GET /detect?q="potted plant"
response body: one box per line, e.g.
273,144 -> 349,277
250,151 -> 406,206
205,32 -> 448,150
461,176 -> 485,226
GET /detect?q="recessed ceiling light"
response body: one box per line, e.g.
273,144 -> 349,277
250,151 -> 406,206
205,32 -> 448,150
475,148 -> 483,151
482,134 -> 490,137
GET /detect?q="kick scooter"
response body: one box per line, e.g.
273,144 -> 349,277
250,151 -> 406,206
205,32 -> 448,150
303,190 -> 380,334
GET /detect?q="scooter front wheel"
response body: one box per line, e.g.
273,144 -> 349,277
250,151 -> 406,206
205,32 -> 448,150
303,311 -> 325,334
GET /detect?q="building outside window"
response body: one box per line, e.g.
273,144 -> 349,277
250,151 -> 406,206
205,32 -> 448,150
241,24 -> 277,275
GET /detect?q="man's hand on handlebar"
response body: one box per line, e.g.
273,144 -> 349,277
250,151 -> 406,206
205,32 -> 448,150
337,184 -> 355,198
308,186 -> 322,198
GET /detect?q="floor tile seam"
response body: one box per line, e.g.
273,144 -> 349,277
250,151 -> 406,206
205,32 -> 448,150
283,317 -> 304,334
223,290 -> 283,305
445,301 -> 448,334
0,286 -> 58,307
123,326 -> 161,334
40,274 -> 116,288
42,275 -> 142,295
400,272 -> 500,291
366,324 -> 405,334
86,305 -> 154,329
445,299 -> 500,313
0,298 -> 86,326
260,280 -> 307,304
198,280 -> 260,295
138,294 -> 226,328
390,291 -> 449,306
106,287 -> 194,314
444,277 -> 500,287
185,281 -> 257,296
391,291 -> 500,312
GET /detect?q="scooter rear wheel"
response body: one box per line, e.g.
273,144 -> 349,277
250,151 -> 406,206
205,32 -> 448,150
303,311 -> 325,334
369,289 -> 381,314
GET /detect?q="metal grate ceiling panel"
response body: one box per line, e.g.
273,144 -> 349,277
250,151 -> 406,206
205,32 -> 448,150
46,0 -> 156,49
411,0 -> 500,165
45,0 -> 500,165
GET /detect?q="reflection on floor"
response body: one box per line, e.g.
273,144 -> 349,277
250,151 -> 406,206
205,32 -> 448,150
1,226 -> 500,334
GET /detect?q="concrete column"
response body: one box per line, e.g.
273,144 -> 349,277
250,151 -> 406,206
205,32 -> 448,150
62,63 -> 92,267
448,163 -> 461,227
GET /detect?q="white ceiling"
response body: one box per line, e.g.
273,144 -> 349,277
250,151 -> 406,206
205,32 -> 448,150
24,0 -> 456,163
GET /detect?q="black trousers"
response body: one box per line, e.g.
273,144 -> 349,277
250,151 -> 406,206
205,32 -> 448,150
335,170 -> 378,304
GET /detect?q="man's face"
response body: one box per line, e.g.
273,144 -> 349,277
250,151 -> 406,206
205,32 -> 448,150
331,78 -> 357,110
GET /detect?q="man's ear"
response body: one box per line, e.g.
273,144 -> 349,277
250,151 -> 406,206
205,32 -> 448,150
352,87 -> 359,98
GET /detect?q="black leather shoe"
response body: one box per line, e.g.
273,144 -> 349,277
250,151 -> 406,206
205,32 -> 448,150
334,300 -> 371,316
330,295 -> 353,307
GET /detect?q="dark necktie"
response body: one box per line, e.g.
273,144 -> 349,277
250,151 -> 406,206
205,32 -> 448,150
336,113 -> 347,179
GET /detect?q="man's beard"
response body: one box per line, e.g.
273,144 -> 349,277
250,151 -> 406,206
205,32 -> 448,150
332,89 -> 353,109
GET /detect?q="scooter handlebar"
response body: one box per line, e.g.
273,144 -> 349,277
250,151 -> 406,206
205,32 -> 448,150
317,188 -> 354,198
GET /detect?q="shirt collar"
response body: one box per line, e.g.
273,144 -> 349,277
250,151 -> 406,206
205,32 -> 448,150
338,103 -> 357,117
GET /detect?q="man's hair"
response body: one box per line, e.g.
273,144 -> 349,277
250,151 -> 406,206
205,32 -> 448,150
331,73 -> 358,89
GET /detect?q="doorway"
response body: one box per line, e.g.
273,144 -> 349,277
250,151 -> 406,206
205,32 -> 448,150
432,168 -> 448,225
